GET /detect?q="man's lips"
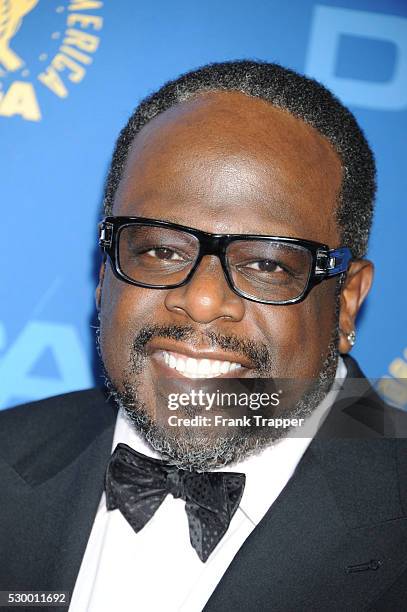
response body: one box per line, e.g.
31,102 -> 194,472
147,339 -> 253,379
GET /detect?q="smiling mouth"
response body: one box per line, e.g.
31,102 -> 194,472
157,350 -> 245,378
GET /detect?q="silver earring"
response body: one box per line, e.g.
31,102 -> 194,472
347,330 -> 356,347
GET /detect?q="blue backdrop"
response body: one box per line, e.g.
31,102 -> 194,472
1,0 -> 406,411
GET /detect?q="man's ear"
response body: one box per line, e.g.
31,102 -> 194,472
338,259 -> 374,353
95,260 -> 106,312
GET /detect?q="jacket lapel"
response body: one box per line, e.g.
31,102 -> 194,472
0,390 -> 117,597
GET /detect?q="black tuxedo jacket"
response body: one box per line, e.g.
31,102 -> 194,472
1,356 -> 407,611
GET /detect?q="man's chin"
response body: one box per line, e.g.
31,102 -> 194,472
106,380 -> 297,470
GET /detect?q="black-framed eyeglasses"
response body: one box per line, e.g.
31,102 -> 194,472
99,216 -> 353,305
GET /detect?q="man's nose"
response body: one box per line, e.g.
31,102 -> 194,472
164,256 -> 245,324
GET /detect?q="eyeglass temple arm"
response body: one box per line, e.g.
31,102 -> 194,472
323,247 -> 353,277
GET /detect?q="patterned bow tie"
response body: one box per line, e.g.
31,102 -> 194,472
104,443 -> 246,562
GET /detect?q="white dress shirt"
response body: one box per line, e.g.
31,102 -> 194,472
69,358 -> 346,612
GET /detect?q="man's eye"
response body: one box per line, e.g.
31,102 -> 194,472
244,259 -> 284,273
143,247 -> 183,261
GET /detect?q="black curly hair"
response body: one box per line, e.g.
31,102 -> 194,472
103,60 -> 376,259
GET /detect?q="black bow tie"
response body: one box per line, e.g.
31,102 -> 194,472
104,443 -> 245,562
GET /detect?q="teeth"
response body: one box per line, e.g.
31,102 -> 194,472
199,359 -> 211,376
186,357 -> 198,375
220,361 -> 230,374
162,351 -> 242,378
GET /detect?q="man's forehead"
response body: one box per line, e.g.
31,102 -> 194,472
113,91 -> 342,243
125,90 -> 340,163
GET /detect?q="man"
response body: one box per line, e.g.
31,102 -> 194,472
1,60 -> 407,611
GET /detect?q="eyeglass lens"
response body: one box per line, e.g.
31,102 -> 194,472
118,225 -> 313,302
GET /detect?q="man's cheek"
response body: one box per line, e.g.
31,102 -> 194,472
296,283 -> 339,375
99,274 -> 163,378
254,299 -> 330,378
99,274 -> 136,377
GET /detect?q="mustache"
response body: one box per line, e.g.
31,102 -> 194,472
130,324 -> 273,373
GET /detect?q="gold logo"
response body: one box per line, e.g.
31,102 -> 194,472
0,1 -> 103,121
0,0 -> 39,71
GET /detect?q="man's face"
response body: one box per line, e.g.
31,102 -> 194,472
97,91 -> 346,468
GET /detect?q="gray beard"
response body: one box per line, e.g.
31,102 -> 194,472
100,283 -> 341,471
103,339 -> 338,471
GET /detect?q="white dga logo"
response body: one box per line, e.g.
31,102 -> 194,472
306,5 -> 407,110
0,0 -> 103,121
